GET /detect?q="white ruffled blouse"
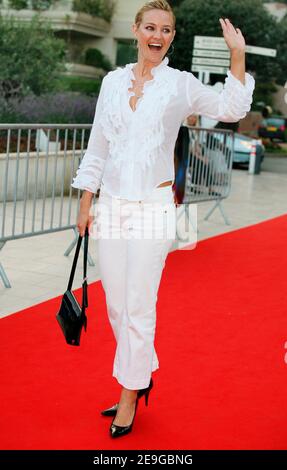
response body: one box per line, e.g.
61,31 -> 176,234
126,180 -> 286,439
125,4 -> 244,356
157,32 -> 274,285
71,56 -> 255,201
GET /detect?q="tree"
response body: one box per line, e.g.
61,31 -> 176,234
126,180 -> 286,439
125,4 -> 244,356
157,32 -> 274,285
0,14 -> 67,100
169,0 -> 185,6
277,13 -> 287,85
172,0 -> 286,86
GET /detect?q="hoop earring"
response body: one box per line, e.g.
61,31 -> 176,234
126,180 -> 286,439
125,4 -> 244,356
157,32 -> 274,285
168,43 -> 175,56
133,39 -> 138,48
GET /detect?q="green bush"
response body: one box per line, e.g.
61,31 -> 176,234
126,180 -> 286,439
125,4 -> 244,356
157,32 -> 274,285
8,0 -> 28,9
0,15 -> 66,100
252,81 -> 278,112
55,75 -> 102,96
8,0 -> 54,9
72,0 -> 116,23
85,48 -> 113,71
31,0 -> 54,10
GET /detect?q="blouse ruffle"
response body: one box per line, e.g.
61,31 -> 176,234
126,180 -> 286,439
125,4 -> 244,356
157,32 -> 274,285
98,56 -> 179,172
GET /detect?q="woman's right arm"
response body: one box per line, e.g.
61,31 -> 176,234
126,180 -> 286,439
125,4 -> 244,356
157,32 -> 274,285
76,190 -> 94,237
71,75 -> 109,235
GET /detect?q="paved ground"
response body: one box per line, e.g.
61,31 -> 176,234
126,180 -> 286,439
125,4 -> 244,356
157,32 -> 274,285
260,155 -> 287,173
0,156 -> 286,318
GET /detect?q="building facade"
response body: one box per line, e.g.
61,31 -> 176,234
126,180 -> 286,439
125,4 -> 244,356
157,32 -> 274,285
0,0 -> 143,77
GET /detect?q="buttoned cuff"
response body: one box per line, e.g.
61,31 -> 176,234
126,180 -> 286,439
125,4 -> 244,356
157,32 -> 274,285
224,70 -> 255,116
226,70 -> 255,93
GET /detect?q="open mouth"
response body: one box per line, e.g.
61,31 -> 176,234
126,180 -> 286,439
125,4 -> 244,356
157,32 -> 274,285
148,44 -> 163,52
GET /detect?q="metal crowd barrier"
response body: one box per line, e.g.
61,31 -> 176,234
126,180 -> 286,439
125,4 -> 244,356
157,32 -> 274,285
174,125 -> 234,231
0,124 -> 234,288
0,124 -> 95,288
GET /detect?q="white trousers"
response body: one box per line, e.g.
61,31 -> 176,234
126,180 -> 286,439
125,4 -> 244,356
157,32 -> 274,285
96,184 -> 176,390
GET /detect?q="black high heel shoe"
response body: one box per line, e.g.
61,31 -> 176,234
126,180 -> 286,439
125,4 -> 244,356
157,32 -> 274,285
109,396 -> 139,438
109,382 -> 152,438
101,378 -> 153,417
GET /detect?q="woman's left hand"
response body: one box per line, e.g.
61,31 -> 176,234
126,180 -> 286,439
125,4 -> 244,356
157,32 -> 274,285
219,18 -> 246,53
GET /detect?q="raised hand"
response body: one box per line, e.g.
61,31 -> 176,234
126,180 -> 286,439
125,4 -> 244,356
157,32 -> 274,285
219,18 -> 246,53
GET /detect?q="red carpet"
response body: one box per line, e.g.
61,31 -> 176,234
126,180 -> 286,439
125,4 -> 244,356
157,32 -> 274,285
1,215 -> 287,450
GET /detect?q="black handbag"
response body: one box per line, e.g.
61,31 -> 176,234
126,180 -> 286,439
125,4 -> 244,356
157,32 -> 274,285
56,227 -> 89,346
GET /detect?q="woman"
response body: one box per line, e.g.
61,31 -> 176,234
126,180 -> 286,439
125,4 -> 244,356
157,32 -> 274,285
71,0 -> 255,438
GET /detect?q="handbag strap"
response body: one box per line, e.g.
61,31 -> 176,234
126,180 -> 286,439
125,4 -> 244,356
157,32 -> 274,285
82,227 -> 89,316
67,227 -> 89,323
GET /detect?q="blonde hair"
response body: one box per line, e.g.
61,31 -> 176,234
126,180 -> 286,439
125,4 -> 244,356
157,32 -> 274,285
135,0 -> 176,30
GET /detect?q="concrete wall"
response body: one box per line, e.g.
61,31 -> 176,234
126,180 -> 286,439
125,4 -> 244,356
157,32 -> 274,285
0,151 -> 81,202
